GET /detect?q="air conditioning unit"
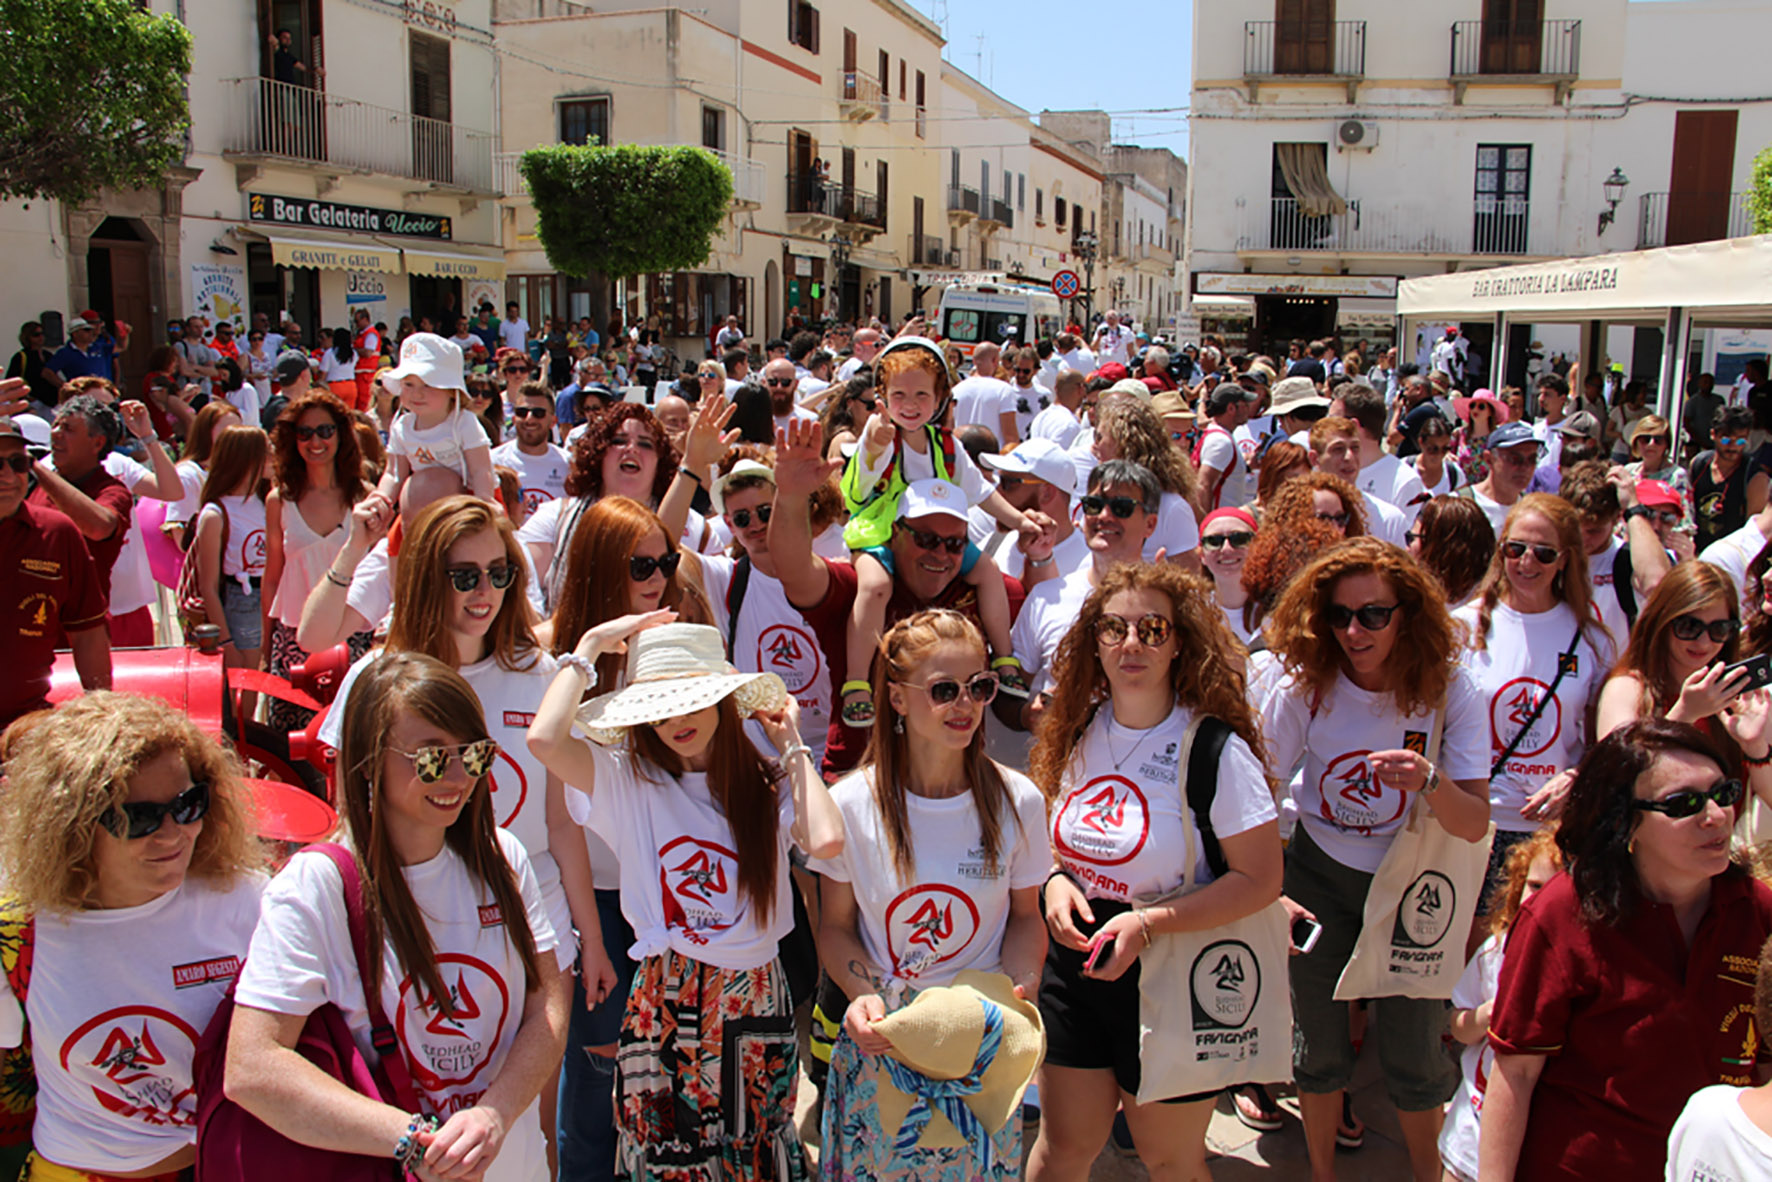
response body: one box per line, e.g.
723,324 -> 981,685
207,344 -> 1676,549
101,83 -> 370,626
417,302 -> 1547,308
1337,119 -> 1379,150
944,249 -> 962,266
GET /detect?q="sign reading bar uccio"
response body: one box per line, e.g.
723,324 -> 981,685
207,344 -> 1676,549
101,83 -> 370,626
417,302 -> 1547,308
249,194 -> 452,241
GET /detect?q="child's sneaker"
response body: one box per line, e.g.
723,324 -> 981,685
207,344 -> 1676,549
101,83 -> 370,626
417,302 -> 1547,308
993,656 -> 1030,699
839,680 -> 876,728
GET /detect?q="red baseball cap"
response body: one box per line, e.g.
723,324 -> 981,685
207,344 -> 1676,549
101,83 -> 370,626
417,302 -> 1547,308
1636,479 -> 1680,510
79,309 -> 102,324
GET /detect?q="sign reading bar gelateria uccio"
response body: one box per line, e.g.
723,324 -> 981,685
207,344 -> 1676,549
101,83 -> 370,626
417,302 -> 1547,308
248,194 -> 452,241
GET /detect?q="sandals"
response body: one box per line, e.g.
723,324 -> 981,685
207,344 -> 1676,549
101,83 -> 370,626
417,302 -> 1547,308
1336,1093 -> 1366,1151
840,680 -> 875,729
993,656 -> 1030,699
1233,1084 -> 1284,1133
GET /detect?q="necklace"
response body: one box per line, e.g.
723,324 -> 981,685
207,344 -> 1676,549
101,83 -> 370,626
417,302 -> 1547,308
1105,717 -> 1155,773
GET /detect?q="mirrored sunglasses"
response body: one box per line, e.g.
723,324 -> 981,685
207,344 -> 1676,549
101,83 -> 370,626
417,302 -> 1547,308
446,563 -> 518,592
1096,613 -> 1174,647
393,739 -> 500,784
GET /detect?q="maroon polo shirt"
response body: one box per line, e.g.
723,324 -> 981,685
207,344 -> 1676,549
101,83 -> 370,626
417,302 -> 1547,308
0,500 -> 107,731
26,462 -> 131,601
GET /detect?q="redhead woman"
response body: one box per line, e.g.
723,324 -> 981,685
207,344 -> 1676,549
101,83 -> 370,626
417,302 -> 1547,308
1260,472 -> 1368,541
0,693 -> 263,1182
162,401 -> 241,549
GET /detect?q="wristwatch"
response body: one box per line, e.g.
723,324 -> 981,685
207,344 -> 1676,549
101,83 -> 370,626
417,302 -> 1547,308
1623,505 -> 1654,522
1421,763 -> 1442,796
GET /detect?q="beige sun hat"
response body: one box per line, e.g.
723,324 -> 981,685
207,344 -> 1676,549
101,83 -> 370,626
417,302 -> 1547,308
871,970 -> 1045,1161
573,623 -> 787,746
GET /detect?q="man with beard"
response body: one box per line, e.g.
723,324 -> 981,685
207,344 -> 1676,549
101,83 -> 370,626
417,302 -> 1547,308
762,356 -> 818,436
489,381 -> 569,517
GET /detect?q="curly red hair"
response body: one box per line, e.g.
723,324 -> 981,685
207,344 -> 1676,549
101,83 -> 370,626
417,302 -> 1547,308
564,403 -> 679,503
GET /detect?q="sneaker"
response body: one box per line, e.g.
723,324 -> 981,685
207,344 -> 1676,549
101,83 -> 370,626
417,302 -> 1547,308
1233,1084 -> 1284,1133
1335,1094 -> 1365,1151
994,658 -> 1030,699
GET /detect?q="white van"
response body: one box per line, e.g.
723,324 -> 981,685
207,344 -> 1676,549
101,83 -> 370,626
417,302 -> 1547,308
935,284 -> 1064,357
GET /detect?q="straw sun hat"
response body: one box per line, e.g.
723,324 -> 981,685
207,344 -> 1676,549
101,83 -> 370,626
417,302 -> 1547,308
871,971 -> 1045,1166
573,623 -> 787,746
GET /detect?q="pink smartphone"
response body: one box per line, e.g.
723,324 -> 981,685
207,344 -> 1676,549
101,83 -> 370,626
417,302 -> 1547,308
1083,932 -> 1109,973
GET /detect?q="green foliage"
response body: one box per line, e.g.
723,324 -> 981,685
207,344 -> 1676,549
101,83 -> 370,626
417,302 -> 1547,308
0,0 -> 194,204
522,144 -> 735,280
1751,146 -> 1772,236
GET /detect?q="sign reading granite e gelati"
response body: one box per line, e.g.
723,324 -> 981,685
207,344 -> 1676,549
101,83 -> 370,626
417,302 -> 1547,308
248,194 -> 452,241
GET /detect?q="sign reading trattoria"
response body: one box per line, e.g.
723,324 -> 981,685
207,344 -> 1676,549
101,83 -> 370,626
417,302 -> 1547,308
248,194 -> 452,241
1466,263 -> 1621,301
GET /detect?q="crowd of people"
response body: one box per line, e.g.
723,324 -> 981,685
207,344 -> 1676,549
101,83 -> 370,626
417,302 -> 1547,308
7,305 -> 1772,1182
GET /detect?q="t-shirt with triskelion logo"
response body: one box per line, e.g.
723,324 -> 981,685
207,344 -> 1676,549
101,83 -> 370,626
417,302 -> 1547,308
566,740 -> 796,972
1051,705 -> 1275,902
1262,669 -> 1489,874
701,553 -> 833,767
0,876 -> 265,1173
1453,601 -> 1613,835
236,831 -> 554,1182
489,441 -> 569,518
809,766 -> 1049,988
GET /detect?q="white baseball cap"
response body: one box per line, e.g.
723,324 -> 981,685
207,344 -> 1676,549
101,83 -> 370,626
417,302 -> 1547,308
711,458 -> 775,515
380,332 -> 467,395
896,478 -> 970,525
980,438 -> 1079,497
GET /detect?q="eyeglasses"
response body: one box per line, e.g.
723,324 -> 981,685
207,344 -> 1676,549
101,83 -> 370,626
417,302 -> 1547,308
294,423 -> 337,442
901,526 -> 968,555
1081,494 -> 1140,519
1669,614 -> 1738,643
1200,531 -> 1254,551
391,739 -> 500,784
99,782 -> 211,840
1,454 -> 33,474
729,505 -> 773,529
1325,602 -> 1399,632
899,672 -> 999,707
1316,511 -> 1350,528
1096,613 -> 1174,647
1632,777 -> 1743,819
630,551 -> 682,580
446,563 -> 518,593
1403,528 -> 1421,547
1502,540 -> 1561,564
510,406 -> 549,419
764,378 -> 797,388
1720,436 -> 1751,448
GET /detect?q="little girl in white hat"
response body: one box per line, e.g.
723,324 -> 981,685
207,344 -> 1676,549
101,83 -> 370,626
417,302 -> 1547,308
370,332 -> 496,515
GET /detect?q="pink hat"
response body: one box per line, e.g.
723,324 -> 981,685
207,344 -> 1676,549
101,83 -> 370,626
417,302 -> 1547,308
1201,507 -> 1258,534
1452,390 -> 1510,425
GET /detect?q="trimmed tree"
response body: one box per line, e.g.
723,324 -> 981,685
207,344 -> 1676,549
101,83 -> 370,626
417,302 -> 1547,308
1751,145 -> 1772,236
0,0 -> 194,204
522,144 -> 734,279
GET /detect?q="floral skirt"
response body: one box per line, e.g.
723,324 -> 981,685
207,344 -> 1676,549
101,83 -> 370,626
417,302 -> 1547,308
265,620 -> 374,733
818,1030 -> 1022,1182
616,948 -> 808,1182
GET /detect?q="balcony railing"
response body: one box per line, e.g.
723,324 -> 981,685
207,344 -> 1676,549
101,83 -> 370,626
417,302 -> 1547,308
1240,197 -> 1488,256
1450,19 -> 1580,79
947,184 -> 980,220
494,151 -> 526,197
980,196 -> 1013,230
838,187 -> 885,229
1243,20 -> 1367,78
909,234 -> 944,265
223,76 -> 494,192
787,171 -> 840,218
839,70 -> 884,120
697,146 -> 766,207
1638,191 -> 1753,249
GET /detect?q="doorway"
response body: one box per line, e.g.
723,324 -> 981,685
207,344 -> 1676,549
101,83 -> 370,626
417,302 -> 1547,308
1274,0 -> 1334,75
1480,0 -> 1542,74
1254,295 -> 1334,356
1667,110 -> 1738,246
86,217 -> 154,392
410,275 -> 463,332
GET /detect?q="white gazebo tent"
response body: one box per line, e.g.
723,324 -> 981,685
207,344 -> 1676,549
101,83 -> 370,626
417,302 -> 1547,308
1397,234 -> 1772,433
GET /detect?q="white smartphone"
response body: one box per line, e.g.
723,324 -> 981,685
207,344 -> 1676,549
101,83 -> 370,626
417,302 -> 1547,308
1291,915 -> 1323,955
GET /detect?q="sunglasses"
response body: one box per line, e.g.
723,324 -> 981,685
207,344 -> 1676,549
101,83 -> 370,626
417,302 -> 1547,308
392,739 -> 500,784
1632,777 -> 1743,819
100,782 -> 211,840
1635,435 -> 1669,448
294,423 -> 337,442
1081,494 -> 1140,519
1,454 -> 33,474
1720,436 -> 1751,448
1316,511 -> 1350,528
901,526 -> 967,555
502,367 -> 531,376
249,335 -> 264,342
630,551 -> 682,580
1404,528 -> 1421,547
729,505 -> 773,529
1669,614 -> 1738,643
900,672 -> 999,707
764,378 -> 797,388
1502,540 -> 1561,564
1096,612 -> 1174,647
510,406 -> 549,419
1325,602 -> 1399,632
446,563 -> 518,593
1200,530 -> 1254,551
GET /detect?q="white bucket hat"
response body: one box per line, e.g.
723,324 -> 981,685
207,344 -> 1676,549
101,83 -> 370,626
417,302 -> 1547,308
380,332 -> 467,396
573,623 -> 787,746
711,458 -> 775,515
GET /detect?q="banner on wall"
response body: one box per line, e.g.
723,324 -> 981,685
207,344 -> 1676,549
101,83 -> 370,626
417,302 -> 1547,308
466,279 -> 502,317
345,270 -> 393,328
188,263 -> 247,332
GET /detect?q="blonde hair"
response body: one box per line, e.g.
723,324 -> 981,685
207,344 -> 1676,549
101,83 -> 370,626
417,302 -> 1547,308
0,693 -> 262,912
1095,395 -> 1199,502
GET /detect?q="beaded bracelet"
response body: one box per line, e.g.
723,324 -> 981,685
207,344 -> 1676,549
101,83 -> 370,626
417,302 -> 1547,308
393,1113 -> 439,1171
558,652 -> 599,686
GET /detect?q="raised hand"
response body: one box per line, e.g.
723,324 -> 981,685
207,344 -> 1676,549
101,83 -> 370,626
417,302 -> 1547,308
684,393 -> 739,473
773,418 -> 842,498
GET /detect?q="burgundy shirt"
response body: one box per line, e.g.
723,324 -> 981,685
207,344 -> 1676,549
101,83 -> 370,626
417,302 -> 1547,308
26,462 -> 131,601
0,500 -> 107,730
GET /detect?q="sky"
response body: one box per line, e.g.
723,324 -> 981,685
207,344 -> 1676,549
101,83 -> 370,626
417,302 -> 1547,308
911,0 -> 1195,157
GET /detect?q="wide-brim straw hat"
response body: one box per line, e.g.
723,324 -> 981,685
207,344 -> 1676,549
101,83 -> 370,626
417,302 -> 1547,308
872,970 -> 1045,1152
573,623 -> 786,746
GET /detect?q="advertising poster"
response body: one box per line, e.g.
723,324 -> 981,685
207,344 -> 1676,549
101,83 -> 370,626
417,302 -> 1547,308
345,270 -> 393,327
188,263 -> 247,333
467,278 -> 503,318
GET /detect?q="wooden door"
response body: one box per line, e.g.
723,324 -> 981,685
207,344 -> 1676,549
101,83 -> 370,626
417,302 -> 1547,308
842,29 -> 856,98
1667,109 -> 1738,246
1481,0 -> 1542,74
92,240 -> 152,392
1274,0 -> 1333,74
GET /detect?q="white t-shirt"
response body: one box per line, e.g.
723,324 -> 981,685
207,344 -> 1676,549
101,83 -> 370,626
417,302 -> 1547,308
1454,601 -> 1614,833
225,382 -> 263,430
389,407 -> 491,481
1262,668 -> 1490,873
979,520 -> 1089,582
853,429 -> 989,507
836,356 -> 865,383
236,834 -> 554,1182
1587,537 -> 1632,646
951,376 -> 1014,436
773,406 -> 819,438
1414,457 -> 1467,497
500,318 -> 531,352
315,350 -> 356,385
1010,565 -> 1096,695
1028,402 -> 1082,449
1700,519 -> 1772,610
566,741 -> 796,972
1149,490 -> 1201,562
197,493 -> 269,582
1438,934 -> 1502,1182
99,452 -> 158,616
0,877 -> 265,1173
163,459 -> 206,528
1468,485 -> 1514,534
1231,423 -> 1263,505
1092,326 -> 1134,369
1008,384 -> 1051,442
1198,424 -> 1248,510
1220,599 -> 1258,648
1359,454 -> 1428,520
1057,347 -> 1095,375
489,441 -> 569,518
809,765 -> 1049,987
517,496 -> 709,566
1051,705 -> 1275,901
701,552 -> 833,768
1358,490 -> 1410,547
1666,1085 -> 1772,1182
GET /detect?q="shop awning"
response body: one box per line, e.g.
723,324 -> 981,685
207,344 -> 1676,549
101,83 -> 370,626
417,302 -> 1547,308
268,234 -> 402,274
1191,294 -> 1256,317
401,246 -> 507,281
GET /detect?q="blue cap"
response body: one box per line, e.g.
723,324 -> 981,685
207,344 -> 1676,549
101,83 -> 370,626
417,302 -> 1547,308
1487,421 -> 1540,451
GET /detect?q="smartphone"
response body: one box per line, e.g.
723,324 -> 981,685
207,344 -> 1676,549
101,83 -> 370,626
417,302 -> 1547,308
1083,931 -> 1110,973
1723,653 -> 1772,695
1291,915 -> 1323,955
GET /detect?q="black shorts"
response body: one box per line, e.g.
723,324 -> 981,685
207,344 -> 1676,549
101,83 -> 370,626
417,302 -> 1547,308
1037,895 -> 1218,1105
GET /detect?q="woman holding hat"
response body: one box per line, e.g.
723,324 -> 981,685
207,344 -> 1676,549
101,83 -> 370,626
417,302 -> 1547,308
811,609 -> 1049,1181
1452,390 -> 1506,486
527,619 -> 844,1181
1200,507 -> 1260,647
1026,564 -> 1282,1182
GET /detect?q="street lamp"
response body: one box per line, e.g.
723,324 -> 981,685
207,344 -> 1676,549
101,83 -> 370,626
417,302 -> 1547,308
1597,167 -> 1630,236
1073,230 -> 1099,326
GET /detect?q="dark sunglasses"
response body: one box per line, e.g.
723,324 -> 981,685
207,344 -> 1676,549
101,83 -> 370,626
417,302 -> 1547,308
1633,777 -> 1743,819
446,563 -> 518,592
1200,531 -> 1254,551
1081,494 -> 1140,519
248,334 -> 265,342
1669,614 -> 1738,643
764,377 -> 797,388
1502,540 -> 1560,564
100,782 -> 211,840
900,526 -> 967,555
901,672 -> 999,707
294,423 -> 338,442
630,551 -> 682,581
392,739 -> 500,784
1635,435 -> 1669,448
1325,602 -> 1399,632
729,505 -> 773,529
502,367 -> 531,376
1316,511 -> 1350,528
1096,613 -> 1174,647
510,406 -> 550,419
1,454 -> 33,474
1403,528 -> 1422,547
